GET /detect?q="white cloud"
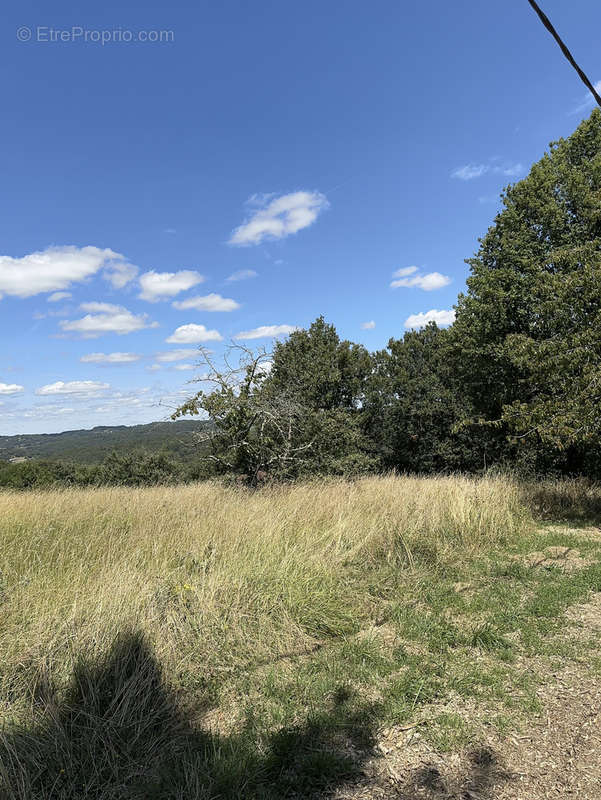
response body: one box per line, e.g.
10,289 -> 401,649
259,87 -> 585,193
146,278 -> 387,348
226,269 -> 258,282
80,352 -> 141,364
166,324 -> 223,344
451,164 -> 489,181
404,309 -> 456,329
47,291 -> 72,303
391,267 -> 451,291
257,360 -> 273,375
138,270 -> 205,301
361,320 -> 376,330
0,383 -> 24,395
229,191 -> 329,246
234,324 -> 298,340
146,364 -> 162,372
173,363 -> 196,371
60,302 -> 159,337
105,261 -> 139,289
173,293 -> 240,312
0,245 -> 130,299
36,380 -> 110,396
155,348 -> 199,362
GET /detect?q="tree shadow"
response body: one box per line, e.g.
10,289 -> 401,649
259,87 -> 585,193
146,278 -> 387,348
0,631 -> 379,799
394,746 -> 513,798
526,480 -> 601,524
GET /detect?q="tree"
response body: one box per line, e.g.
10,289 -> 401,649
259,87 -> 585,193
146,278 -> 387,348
173,319 -> 376,481
364,324 -> 483,473
452,109 -> 601,462
266,316 -> 371,412
263,317 -> 375,475
172,345 -> 314,483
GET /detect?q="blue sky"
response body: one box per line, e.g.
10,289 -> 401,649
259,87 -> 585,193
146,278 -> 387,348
1,0 -> 599,435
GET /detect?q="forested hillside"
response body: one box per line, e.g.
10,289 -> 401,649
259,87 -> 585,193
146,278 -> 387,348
0,420 -> 209,464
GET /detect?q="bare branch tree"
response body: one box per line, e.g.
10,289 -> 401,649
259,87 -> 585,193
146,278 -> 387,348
172,344 -> 313,484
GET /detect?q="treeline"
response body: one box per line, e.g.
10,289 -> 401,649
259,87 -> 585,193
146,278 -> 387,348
174,111 -> 601,483
0,452 -> 212,490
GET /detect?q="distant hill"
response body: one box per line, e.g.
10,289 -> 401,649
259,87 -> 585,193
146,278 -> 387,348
0,420 -> 211,464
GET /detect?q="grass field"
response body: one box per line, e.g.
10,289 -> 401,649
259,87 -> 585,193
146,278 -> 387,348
0,475 -> 600,798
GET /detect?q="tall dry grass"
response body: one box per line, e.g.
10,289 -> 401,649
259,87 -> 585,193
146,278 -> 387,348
0,474 -> 530,713
521,477 -> 601,521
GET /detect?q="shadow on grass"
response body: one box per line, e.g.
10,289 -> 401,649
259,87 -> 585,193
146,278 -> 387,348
0,632 -> 518,799
525,479 -> 601,523
394,746 -> 512,799
0,631 -> 379,799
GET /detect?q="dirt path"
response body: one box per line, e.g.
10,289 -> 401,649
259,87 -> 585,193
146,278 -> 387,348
332,596 -> 601,800
494,663 -> 601,799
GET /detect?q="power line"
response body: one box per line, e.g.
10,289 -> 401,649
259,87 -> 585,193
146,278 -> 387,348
526,0 -> 601,109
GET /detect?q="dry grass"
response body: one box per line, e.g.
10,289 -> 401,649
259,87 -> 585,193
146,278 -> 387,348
0,475 -> 529,703
522,477 -> 601,521
12,474 -> 600,797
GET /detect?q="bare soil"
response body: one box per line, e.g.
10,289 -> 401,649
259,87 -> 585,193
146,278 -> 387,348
330,586 -> 601,799
513,545 -> 588,572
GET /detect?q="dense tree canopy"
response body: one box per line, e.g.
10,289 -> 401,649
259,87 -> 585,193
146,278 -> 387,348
266,316 -> 371,412
363,324 -> 485,473
453,108 -> 601,458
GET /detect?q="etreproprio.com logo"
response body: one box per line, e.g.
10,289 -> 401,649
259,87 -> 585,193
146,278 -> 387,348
16,26 -> 174,44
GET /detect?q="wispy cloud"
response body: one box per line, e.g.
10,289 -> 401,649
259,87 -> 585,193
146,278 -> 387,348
226,269 -> 258,282
36,380 -> 110,396
499,163 -> 523,177
229,191 -> 328,246
138,270 -> 205,302
570,80 -> 601,115
172,293 -> 240,312
22,405 -> 77,418
166,324 -> 223,344
451,161 -> 524,181
404,309 -> 455,329
47,291 -> 72,303
361,320 -> 375,330
80,352 -> 141,364
234,324 -> 298,340
391,266 -> 451,291
104,261 -> 139,289
155,348 -> 199,362
451,164 -> 489,181
60,302 -> 158,338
